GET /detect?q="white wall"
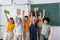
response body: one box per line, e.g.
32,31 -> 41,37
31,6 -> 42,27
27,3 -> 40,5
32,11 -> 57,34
0,5 -> 28,25
49,27 -> 60,40
13,0 -> 28,4
30,0 -> 59,4
0,0 -> 11,5
0,0 -> 60,5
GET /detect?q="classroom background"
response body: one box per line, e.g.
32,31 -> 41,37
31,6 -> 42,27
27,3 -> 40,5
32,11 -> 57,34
0,0 -> 60,40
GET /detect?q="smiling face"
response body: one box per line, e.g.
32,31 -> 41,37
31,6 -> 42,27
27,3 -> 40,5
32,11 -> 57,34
17,18 -> 22,24
43,17 -> 50,24
9,18 -> 14,24
44,20 -> 48,24
9,19 -> 12,23
31,20 -> 36,25
24,16 -> 28,21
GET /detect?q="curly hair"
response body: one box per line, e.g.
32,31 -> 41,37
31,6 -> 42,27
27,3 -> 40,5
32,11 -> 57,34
43,17 -> 50,24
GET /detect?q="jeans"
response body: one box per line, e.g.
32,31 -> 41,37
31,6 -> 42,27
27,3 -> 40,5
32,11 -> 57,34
30,32 -> 37,40
41,34 -> 48,40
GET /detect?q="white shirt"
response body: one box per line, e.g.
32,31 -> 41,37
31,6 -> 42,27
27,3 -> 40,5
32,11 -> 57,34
13,23 -> 24,35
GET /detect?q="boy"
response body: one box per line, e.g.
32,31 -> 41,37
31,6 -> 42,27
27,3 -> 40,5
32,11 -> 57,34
13,10 -> 24,40
24,16 -> 30,40
24,11 -> 35,40
41,17 -> 51,40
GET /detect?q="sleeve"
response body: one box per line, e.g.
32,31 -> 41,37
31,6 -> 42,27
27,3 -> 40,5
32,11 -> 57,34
48,25 -> 51,30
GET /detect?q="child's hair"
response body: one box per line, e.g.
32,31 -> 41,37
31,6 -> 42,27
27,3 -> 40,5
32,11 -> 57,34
31,17 -> 37,24
24,16 -> 28,18
43,17 -> 50,24
10,18 -> 15,24
31,11 -> 35,16
18,18 -> 22,21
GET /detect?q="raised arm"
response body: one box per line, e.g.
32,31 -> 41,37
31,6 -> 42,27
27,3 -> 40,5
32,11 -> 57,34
15,15 -> 18,23
22,10 -> 25,18
15,9 -> 21,23
5,14 -> 9,22
39,13 -> 43,23
29,12 -> 33,26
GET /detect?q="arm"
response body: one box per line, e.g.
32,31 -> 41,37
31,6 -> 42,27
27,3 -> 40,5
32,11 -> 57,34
29,12 -> 33,26
22,10 -> 25,22
46,28 -> 51,38
15,9 -> 22,23
15,15 -> 19,23
39,13 -> 43,23
48,29 -> 51,37
5,14 -> 9,22
22,10 -> 25,18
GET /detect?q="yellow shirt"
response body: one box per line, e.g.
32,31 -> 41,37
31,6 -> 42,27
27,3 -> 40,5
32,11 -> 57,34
6,22 -> 15,32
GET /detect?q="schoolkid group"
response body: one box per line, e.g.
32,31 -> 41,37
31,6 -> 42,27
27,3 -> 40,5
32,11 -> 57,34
3,9 -> 51,40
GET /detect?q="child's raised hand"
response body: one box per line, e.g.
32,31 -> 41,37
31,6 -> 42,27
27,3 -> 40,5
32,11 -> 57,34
4,10 -> 10,14
16,9 -> 21,16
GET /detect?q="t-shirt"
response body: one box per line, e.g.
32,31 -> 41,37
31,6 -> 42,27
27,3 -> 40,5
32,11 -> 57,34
14,15 -> 24,35
24,16 -> 30,31
13,23 -> 24,35
41,23 -> 50,36
6,22 -> 15,32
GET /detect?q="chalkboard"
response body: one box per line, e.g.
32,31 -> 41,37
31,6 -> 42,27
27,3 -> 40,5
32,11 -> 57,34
31,3 -> 60,26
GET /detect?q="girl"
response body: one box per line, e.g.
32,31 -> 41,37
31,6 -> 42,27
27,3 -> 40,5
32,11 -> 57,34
30,17 -> 37,40
37,15 -> 42,40
41,17 -> 51,40
4,14 -> 15,40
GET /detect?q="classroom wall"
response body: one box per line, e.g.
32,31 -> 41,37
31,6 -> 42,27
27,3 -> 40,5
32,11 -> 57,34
0,5 -> 28,25
0,0 -> 60,5
59,3 -> 60,24
48,27 -> 60,40
30,0 -> 59,4
0,7 -> 1,23
0,0 -> 11,5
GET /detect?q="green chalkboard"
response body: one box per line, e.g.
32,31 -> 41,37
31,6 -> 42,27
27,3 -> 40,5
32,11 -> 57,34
31,3 -> 60,26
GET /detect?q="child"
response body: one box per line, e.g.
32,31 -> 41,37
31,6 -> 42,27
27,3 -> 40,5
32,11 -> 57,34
41,17 -> 51,40
4,14 -> 15,40
23,11 -> 33,40
37,15 -> 42,40
13,10 -> 24,40
24,16 -> 30,40
30,17 -> 37,40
